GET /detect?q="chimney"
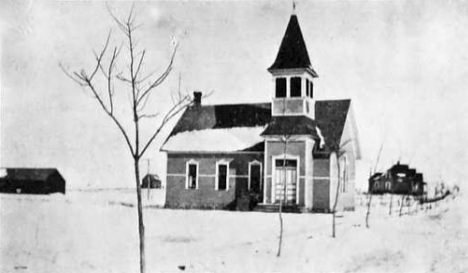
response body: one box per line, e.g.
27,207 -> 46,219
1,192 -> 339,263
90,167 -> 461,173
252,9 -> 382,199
193,91 -> 202,107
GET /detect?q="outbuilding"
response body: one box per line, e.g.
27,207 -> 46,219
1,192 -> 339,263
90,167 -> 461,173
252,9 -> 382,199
0,168 -> 66,194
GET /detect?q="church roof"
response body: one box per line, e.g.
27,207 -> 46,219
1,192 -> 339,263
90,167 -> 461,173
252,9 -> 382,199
261,116 -> 318,137
162,103 -> 271,152
162,100 -> 351,153
315,99 -> 351,150
268,15 -> 318,77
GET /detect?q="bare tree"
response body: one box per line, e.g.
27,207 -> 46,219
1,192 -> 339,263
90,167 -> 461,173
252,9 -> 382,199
399,194 -> 406,217
277,135 -> 290,257
60,7 -> 192,273
276,96 -> 294,257
366,140 -> 385,228
331,147 -> 344,238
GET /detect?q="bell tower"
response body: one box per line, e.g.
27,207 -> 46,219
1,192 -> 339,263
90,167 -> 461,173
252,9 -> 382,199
268,12 -> 318,119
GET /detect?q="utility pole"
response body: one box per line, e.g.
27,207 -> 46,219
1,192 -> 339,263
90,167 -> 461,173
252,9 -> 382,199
144,158 -> 151,200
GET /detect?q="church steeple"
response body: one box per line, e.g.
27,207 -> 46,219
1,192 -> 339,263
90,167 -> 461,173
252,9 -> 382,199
268,12 -> 317,119
268,14 -> 317,76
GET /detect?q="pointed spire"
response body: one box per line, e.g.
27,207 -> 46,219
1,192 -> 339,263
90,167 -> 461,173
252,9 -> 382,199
268,13 -> 318,77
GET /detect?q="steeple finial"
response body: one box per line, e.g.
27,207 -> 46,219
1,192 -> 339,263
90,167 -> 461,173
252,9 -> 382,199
292,1 -> 297,14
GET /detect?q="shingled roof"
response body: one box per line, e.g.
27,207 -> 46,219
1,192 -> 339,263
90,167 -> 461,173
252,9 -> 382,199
268,15 -> 318,77
163,100 -> 351,153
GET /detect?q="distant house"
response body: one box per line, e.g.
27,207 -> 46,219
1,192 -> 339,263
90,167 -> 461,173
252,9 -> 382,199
141,174 -> 162,189
0,168 -> 66,194
160,11 -> 361,212
368,162 -> 426,196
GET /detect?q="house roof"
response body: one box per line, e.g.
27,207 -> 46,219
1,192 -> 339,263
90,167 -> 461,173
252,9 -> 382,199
0,168 -> 62,182
163,100 -> 351,153
268,15 -> 318,77
143,174 -> 161,182
389,162 -> 409,173
369,172 -> 384,181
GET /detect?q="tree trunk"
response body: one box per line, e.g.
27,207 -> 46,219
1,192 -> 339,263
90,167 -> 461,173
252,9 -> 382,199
332,153 -> 341,238
399,195 -> 405,217
365,190 -> 373,228
389,192 -> 393,215
277,139 -> 288,257
277,198 -> 283,257
134,159 -> 146,273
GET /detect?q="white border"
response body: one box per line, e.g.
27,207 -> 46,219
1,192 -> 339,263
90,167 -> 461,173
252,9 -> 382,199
215,160 -> 230,191
248,160 -> 263,191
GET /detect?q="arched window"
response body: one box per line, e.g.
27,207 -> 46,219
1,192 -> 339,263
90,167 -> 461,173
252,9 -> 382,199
374,182 -> 380,189
385,181 -> 392,191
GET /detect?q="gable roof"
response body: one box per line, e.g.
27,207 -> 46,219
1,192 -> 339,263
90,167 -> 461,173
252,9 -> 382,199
0,168 -> 62,182
163,100 -> 351,153
315,100 -> 351,151
268,15 -> 318,77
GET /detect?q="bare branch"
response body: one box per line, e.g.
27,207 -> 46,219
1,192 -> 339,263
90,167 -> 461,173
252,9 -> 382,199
106,4 -> 127,34
117,73 -> 133,84
139,95 -> 191,157
59,63 -> 87,86
80,78 -> 135,156
136,44 -> 178,107
89,31 -> 112,82
107,47 -> 119,114
139,113 -> 160,120
134,50 -> 146,79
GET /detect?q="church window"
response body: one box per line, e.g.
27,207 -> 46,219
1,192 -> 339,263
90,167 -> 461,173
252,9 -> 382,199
186,161 -> 198,189
309,81 -> 314,98
275,78 -> 286,98
291,77 -> 302,97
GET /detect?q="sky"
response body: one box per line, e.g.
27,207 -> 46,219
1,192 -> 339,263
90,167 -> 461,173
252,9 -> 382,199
1,0 -> 468,190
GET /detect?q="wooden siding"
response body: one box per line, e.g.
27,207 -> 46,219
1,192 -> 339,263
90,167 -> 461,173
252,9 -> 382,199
313,158 -> 330,211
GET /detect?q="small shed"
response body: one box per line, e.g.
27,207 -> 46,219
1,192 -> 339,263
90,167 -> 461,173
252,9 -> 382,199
0,168 -> 66,194
141,174 -> 162,189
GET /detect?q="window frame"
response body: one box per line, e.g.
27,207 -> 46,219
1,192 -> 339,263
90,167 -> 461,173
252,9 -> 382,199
275,77 -> 287,98
215,160 -> 230,191
290,77 -> 302,97
186,160 -> 199,190
248,160 -> 263,191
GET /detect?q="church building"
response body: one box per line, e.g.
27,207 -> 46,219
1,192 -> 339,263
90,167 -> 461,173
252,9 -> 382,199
161,10 -> 361,212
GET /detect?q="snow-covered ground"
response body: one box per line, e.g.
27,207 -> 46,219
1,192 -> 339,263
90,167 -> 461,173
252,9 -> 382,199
1,190 -> 467,273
